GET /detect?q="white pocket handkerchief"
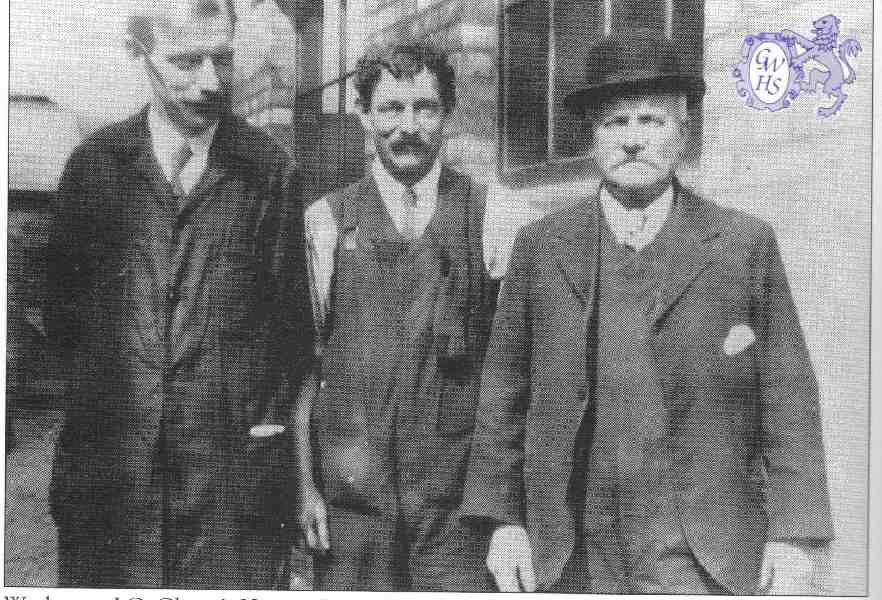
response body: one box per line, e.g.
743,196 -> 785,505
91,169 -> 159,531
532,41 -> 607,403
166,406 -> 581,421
342,227 -> 359,250
723,323 -> 756,356
249,424 -> 286,438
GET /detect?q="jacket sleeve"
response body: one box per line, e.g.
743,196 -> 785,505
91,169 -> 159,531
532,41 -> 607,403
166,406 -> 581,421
753,227 -> 833,542
253,159 -> 316,522
43,147 -> 93,376
260,160 -> 316,417
459,225 -> 536,528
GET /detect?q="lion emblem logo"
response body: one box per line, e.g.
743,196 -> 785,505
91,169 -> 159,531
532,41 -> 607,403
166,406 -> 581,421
733,15 -> 862,117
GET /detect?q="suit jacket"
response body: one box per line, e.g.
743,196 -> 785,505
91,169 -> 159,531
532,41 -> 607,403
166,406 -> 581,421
44,107 -> 314,588
459,184 -> 833,594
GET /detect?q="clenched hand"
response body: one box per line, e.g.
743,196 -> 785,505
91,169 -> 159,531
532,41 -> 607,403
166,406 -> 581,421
486,525 -> 536,592
298,485 -> 330,554
758,541 -> 820,595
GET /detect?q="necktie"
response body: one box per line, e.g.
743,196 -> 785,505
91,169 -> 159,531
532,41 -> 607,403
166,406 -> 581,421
170,142 -> 193,198
400,186 -> 418,240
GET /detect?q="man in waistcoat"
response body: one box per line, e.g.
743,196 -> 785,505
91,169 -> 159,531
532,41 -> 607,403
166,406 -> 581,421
295,39 -> 520,591
45,0 -> 314,587
459,34 -> 833,594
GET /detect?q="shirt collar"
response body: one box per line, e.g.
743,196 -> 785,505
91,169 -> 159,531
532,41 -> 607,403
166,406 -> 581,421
599,183 -> 674,250
148,105 -> 218,176
371,158 -> 442,206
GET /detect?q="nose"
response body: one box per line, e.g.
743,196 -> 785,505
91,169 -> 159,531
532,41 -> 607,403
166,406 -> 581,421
398,105 -> 419,133
623,141 -> 645,155
622,126 -> 645,155
196,56 -> 220,92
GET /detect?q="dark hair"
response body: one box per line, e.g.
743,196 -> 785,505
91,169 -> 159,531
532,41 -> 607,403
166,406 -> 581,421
354,39 -> 456,113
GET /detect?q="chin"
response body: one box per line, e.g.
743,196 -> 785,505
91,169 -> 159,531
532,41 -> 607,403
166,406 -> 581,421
389,161 -> 432,182
608,170 -> 666,191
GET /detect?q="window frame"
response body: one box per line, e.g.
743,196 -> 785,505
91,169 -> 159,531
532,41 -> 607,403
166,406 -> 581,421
497,0 -> 703,186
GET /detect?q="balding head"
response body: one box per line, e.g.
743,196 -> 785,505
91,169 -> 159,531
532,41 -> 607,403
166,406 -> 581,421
128,0 -> 238,135
126,0 -> 236,56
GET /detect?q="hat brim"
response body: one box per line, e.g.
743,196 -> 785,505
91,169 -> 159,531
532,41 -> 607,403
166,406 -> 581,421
564,75 -> 706,114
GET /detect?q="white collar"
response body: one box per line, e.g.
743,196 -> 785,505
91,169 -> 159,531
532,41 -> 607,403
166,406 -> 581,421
371,158 -> 442,206
148,105 -> 218,182
599,183 -> 674,251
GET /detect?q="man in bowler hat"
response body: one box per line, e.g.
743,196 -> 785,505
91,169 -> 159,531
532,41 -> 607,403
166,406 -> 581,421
459,34 -> 833,594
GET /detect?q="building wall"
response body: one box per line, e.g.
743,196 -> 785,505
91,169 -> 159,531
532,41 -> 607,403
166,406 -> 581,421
698,1 -> 870,594
306,0 -> 869,591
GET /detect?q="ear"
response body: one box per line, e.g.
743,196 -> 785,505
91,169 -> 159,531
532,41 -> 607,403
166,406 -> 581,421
125,35 -> 143,60
357,107 -> 374,134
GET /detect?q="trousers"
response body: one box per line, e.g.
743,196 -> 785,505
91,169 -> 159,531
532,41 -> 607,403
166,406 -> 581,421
313,503 -> 492,591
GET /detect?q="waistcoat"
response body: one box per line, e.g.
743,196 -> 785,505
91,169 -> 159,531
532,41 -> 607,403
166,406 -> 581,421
580,203 -> 686,586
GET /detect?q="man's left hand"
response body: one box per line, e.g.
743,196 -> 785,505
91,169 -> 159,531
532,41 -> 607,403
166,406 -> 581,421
758,541 -> 821,595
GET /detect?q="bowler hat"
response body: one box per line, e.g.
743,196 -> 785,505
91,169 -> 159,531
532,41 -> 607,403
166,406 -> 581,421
564,33 -> 705,113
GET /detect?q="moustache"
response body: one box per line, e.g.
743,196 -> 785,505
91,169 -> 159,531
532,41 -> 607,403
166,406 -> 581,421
180,95 -> 225,113
389,135 -> 431,154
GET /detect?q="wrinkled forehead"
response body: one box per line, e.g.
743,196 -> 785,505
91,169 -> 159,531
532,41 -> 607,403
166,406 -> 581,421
594,93 -> 688,121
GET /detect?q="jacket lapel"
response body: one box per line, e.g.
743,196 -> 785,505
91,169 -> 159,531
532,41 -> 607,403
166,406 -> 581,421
128,107 -> 234,214
649,186 -> 722,325
186,116 -> 233,200
545,197 -> 600,429
126,109 -> 178,210
550,196 -> 600,309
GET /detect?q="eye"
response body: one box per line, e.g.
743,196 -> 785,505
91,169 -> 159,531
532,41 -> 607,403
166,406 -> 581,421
413,100 -> 442,116
169,55 -> 203,70
638,115 -> 666,126
375,102 -> 403,115
602,115 -> 628,128
211,51 -> 234,69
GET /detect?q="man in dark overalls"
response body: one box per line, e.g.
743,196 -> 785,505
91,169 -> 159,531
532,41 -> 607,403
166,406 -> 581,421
460,34 -> 832,594
295,39 -> 516,591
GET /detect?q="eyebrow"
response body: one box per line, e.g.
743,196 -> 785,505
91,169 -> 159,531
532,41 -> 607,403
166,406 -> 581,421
413,99 -> 442,108
165,46 -> 233,60
376,99 -> 405,108
602,110 -> 670,120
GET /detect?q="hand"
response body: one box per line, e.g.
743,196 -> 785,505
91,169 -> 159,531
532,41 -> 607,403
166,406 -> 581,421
297,485 -> 330,554
486,525 -> 536,592
758,541 -> 820,595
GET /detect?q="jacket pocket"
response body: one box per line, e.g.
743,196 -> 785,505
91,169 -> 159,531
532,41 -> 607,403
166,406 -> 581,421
435,361 -> 479,436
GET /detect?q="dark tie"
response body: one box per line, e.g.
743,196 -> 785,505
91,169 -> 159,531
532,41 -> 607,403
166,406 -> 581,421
400,186 -> 418,240
170,143 -> 193,198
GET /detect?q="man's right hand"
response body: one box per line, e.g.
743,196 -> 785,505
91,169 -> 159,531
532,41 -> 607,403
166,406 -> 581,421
297,485 -> 330,554
486,525 -> 536,592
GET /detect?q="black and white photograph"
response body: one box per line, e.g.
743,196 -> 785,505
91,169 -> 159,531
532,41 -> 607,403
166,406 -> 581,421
4,0 -> 874,596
